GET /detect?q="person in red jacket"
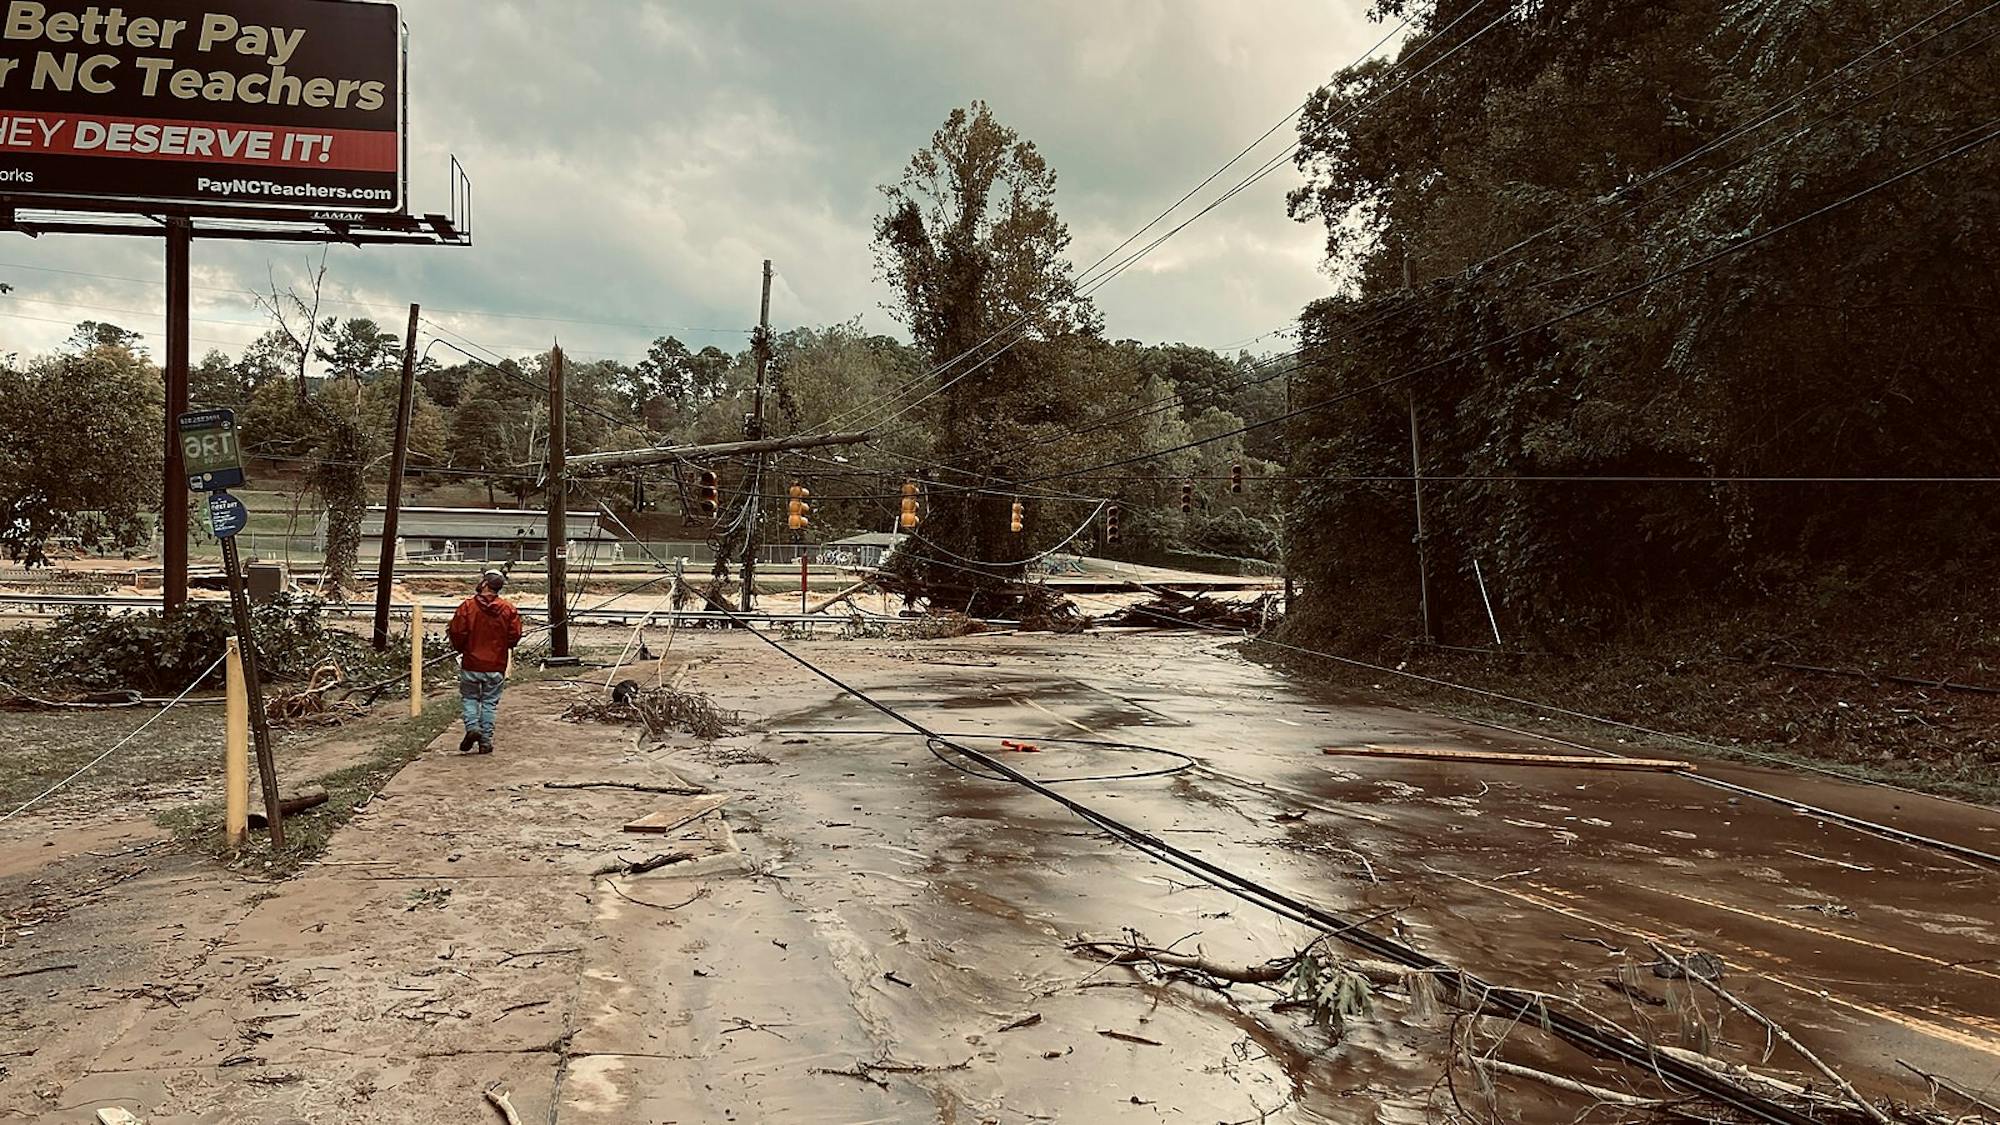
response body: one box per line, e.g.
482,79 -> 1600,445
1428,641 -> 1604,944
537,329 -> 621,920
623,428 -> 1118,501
447,569 -> 524,753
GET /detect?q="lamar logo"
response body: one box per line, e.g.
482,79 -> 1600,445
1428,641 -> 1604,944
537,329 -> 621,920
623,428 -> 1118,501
311,209 -> 364,221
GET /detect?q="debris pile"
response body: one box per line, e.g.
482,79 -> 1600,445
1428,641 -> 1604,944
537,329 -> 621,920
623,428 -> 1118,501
1015,584 -> 1091,634
564,681 -> 736,741
1100,589 -> 1280,630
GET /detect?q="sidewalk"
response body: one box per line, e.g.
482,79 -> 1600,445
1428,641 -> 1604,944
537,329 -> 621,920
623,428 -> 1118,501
4,667 -> 881,1124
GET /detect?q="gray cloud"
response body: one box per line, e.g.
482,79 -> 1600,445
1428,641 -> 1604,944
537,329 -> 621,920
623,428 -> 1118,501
2,1 -> 1382,363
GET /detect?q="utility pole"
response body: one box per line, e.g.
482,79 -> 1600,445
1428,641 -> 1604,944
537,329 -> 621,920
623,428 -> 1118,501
372,303 -> 420,651
739,259 -> 773,613
1408,397 -> 1434,644
163,218 -> 191,611
546,344 -> 573,662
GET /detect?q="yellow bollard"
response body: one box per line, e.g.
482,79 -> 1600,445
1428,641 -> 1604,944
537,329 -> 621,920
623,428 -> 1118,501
409,602 -> 424,718
224,637 -> 250,848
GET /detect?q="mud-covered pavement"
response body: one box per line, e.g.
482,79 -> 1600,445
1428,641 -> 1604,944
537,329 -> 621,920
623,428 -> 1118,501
3,628 -> 1997,1123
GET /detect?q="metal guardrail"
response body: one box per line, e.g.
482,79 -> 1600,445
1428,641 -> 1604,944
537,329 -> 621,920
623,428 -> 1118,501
0,592 -> 927,628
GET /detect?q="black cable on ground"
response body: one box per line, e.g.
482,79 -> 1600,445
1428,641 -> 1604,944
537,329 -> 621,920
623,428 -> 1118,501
704,608 -> 1821,1125
772,727 -> 1195,784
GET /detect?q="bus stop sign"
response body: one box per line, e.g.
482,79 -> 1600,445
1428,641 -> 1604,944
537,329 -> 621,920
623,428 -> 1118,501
179,409 -> 246,492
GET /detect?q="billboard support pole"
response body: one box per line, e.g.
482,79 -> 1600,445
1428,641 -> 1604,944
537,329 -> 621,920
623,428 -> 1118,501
372,303 -> 421,651
164,218 -> 191,611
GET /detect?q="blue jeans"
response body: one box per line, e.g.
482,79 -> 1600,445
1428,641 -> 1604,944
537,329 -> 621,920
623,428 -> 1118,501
459,671 -> 505,743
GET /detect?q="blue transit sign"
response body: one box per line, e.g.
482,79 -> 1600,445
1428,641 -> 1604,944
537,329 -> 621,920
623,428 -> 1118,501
207,492 -> 250,541
179,408 -> 247,491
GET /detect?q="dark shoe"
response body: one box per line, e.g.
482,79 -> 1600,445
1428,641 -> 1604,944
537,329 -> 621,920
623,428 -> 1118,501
476,737 -> 494,755
457,730 -> 479,753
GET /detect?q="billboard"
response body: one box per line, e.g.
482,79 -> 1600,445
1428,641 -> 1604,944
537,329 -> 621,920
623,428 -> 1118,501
0,0 -> 403,216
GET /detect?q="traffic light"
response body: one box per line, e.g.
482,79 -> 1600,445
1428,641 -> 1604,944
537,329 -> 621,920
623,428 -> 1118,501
1106,504 -> 1121,544
1009,500 -> 1024,533
900,481 -> 921,529
632,475 -> 646,511
1179,482 -> 1193,514
787,484 -> 811,530
696,468 -> 719,520
1229,463 -> 1244,493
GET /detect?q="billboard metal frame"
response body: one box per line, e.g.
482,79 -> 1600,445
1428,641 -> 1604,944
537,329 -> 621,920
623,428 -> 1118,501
0,1 -> 471,609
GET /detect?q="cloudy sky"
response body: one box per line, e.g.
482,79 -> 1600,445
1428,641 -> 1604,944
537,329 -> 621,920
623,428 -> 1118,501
2,1 -> 1388,364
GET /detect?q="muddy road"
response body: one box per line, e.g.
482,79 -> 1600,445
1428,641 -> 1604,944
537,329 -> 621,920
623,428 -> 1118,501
3,628 -> 1996,1122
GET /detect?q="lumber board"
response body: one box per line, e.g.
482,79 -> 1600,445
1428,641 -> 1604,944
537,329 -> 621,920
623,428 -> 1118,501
622,792 -> 739,835
1322,745 -> 1692,772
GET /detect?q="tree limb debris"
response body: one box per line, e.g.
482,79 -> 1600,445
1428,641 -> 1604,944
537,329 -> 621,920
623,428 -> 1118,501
1469,1056 -> 1669,1108
590,851 -> 694,877
1648,941 -> 1895,1125
544,780 -> 707,796
482,1082 -> 524,1125
1897,1060 -> 2000,1118
810,1055 -> 973,1090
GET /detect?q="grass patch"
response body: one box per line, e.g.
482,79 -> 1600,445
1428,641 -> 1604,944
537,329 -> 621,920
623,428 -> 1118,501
160,666 -> 570,875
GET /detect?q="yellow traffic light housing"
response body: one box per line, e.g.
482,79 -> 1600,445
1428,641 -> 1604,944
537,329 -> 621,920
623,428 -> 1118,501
787,483 -> 811,530
899,481 -> 921,529
1009,500 -> 1024,533
696,468 -> 719,520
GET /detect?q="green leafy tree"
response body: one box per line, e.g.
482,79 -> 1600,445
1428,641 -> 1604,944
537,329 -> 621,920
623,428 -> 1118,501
873,100 -> 1101,611
0,343 -> 162,563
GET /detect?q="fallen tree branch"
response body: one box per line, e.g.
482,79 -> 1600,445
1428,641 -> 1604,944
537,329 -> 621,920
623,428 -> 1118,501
1896,1059 -> 2000,1118
1470,1056 -> 1667,1108
591,851 -> 695,877
483,1082 -> 524,1125
1065,937 -> 1407,991
543,780 -> 706,796
1649,941 -> 1893,1125
0,962 -> 78,981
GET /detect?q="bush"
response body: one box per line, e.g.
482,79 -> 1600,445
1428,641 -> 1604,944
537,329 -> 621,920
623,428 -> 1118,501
0,593 -> 432,697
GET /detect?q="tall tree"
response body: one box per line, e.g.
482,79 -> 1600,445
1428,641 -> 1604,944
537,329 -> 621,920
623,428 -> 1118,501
874,100 -> 1099,610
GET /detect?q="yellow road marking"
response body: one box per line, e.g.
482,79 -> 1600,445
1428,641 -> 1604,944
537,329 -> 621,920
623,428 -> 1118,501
1430,870 -> 2000,1061
1015,695 -> 1096,735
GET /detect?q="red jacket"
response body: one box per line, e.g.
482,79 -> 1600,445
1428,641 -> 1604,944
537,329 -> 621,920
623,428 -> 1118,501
448,593 -> 523,673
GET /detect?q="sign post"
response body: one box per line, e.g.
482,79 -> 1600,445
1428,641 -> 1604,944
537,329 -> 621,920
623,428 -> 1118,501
182,409 -> 285,846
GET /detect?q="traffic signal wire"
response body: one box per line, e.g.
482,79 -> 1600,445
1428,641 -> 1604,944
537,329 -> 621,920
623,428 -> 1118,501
1010,115 -> 2000,485
691,604 -> 1822,1125
836,4 -> 1504,434
855,0 -> 2000,475
823,4 -> 1497,434
0,653 -> 228,825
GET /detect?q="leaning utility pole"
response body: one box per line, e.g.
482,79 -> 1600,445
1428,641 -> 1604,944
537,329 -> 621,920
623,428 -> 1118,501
371,303 -> 420,651
739,259 -> 773,613
546,344 -> 573,662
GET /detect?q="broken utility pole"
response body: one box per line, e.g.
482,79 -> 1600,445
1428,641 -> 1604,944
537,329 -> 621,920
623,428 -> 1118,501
546,344 -> 574,663
564,431 -> 871,471
372,303 -> 420,651
740,260 -> 774,613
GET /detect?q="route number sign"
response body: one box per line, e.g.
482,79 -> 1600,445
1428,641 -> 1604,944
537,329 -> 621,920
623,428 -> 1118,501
179,408 -> 246,491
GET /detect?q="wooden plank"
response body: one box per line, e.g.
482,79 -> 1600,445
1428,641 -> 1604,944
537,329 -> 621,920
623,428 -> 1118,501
1322,745 -> 1693,772
97,1110 -> 146,1125
622,793 -> 739,835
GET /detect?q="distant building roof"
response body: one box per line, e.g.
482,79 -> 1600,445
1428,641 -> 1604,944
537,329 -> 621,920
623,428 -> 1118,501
361,506 -> 612,540
831,531 -> 905,547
